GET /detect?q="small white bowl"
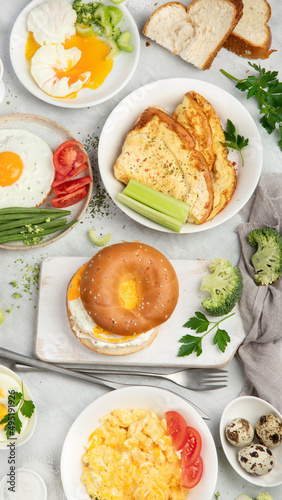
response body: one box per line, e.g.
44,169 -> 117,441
10,0 -> 140,108
0,365 -> 37,448
220,396 -> 282,487
0,468 -> 47,499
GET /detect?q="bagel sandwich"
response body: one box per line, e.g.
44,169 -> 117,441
66,242 -> 179,356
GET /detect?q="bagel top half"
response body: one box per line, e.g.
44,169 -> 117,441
79,242 -> 179,336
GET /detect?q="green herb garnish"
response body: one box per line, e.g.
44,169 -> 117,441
220,63 -> 282,150
0,381 -> 35,439
221,119 -> 249,166
177,311 -> 234,357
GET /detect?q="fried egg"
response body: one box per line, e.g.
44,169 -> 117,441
0,129 -> 54,208
26,1 -> 113,98
82,409 -> 187,500
67,264 -> 156,354
0,374 -> 29,442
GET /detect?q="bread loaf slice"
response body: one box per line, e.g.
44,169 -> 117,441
143,0 -> 243,70
114,107 -> 214,224
224,0 -> 272,59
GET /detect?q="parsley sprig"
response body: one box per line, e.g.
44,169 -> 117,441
221,119 -> 249,166
177,311 -> 234,357
0,381 -> 35,439
220,63 -> 282,150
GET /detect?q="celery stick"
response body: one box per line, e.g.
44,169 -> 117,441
123,179 -> 189,222
117,193 -> 183,232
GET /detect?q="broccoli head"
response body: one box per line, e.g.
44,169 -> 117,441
248,228 -> 282,285
200,258 -> 243,316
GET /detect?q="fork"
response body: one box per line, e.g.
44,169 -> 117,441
62,367 -> 228,391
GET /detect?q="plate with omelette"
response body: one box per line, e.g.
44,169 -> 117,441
61,386 -> 218,500
0,114 -> 92,249
10,0 -> 140,108
98,78 -> 263,233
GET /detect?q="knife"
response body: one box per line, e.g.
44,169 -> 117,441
0,347 -> 209,420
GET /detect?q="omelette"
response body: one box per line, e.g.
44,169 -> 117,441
82,408 -> 188,500
174,92 -> 237,221
113,107 -> 213,225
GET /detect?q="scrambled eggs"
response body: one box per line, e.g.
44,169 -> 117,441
82,409 -> 188,500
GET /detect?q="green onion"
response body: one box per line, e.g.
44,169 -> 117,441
117,193 -> 184,232
122,179 -> 189,222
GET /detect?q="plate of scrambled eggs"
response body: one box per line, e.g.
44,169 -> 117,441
10,0 -> 140,108
60,386 -> 218,500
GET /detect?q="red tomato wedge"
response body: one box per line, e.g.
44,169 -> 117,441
51,186 -> 88,208
53,175 -> 92,195
52,162 -> 88,187
181,426 -> 202,468
180,455 -> 203,489
53,140 -> 88,177
165,411 -> 187,451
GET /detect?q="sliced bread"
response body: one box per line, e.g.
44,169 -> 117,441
143,0 -> 243,70
224,0 -> 272,59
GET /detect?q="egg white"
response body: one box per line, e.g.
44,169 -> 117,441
0,374 -> 29,442
0,129 -> 55,208
68,295 -> 155,352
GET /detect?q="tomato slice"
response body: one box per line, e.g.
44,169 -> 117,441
52,162 -> 88,187
181,426 -> 202,468
53,175 -> 92,195
180,455 -> 203,489
53,140 -> 88,177
165,411 -> 187,451
51,186 -> 88,208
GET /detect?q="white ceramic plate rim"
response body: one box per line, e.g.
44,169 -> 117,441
98,77 -> 263,233
61,386 -> 218,500
0,364 -> 37,448
220,395 -> 282,487
9,0 -> 140,108
0,113 -> 92,250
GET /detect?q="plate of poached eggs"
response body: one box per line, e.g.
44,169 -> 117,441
0,113 -> 92,249
9,0 -> 140,108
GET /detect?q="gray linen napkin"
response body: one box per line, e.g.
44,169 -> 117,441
237,174 -> 282,413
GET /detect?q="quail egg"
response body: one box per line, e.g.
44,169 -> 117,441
225,418 -> 255,447
238,444 -> 275,476
255,414 -> 282,449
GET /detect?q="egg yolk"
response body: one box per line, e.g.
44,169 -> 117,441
0,403 -> 8,430
0,151 -> 24,187
0,387 -> 4,398
119,279 -> 138,309
25,31 -> 113,99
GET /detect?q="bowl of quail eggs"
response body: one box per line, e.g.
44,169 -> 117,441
220,396 -> 282,487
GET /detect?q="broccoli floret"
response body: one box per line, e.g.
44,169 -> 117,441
248,228 -> 282,285
254,494 -> 274,500
200,258 -> 243,316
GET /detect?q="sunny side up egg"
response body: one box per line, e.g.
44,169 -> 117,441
26,25 -> 113,99
0,129 -> 54,208
0,374 -> 29,443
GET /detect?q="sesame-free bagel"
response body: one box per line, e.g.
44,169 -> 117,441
80,242 -> 179,336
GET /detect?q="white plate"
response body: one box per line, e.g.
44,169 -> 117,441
10,0 -> 140,108
0,364 -> 37,448
220,396 -> 282,487
61,386 -> 218,500
36,256 -> 245,366
98,78 -> 262,233
0,114 -> 92,250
